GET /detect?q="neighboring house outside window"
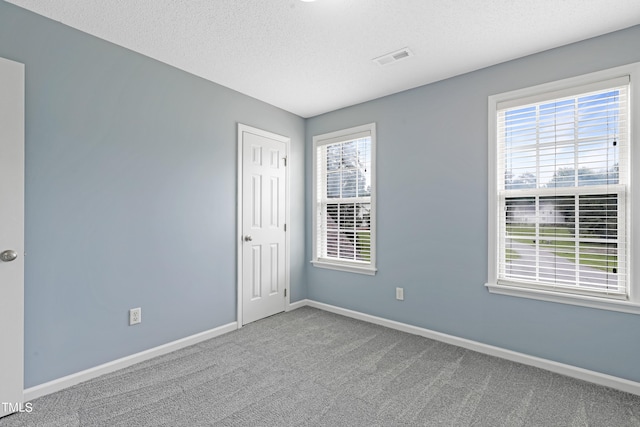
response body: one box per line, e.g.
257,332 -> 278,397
312,123 -> 377,275
486,63 -> 640,314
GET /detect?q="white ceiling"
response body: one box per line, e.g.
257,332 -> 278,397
7,0 -> 640,118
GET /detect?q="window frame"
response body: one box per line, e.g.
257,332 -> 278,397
312,123 -> 377,275
486,63 -> 640,314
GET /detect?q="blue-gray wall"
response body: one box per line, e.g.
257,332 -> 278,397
306,25 -> 640,383
0,2 -> 306,387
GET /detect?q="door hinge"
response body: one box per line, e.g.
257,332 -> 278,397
283,156 -> 287,166
284,223 -> 287,232
284,288 -> 287,297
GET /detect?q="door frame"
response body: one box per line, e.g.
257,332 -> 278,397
0,56 -> 25,417
236,123 -> 290,328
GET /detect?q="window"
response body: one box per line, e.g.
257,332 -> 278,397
487,63 -> 640,314
312,123 -> 376,275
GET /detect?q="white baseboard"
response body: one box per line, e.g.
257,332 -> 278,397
23,322 -> 238,402
286,298 -> 309,311
304,300 -> 640,397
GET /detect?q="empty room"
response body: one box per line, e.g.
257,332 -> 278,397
1,0 -> 640,425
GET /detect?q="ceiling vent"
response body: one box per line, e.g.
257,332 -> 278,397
372,48 -> 414,66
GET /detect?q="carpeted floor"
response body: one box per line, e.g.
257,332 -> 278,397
2,306 -> 640,426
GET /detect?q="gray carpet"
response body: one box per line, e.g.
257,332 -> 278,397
2,306 -> 640,426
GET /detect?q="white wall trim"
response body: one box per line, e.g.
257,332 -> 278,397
486,282 -> 640,315
286,298 -> 309,312
23,322 -> 237,402
304,300 -> 640,396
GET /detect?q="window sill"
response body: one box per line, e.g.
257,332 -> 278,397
311,260 -> 377,276
485,282 -> 640,315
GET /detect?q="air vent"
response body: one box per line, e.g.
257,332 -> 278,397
372,48 -> 414,66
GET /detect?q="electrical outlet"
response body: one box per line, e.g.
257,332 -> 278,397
396,287 -> 404,301
129,307 -> 141,325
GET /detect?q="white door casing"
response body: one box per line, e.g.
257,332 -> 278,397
0,57 -> 25,417
237,124 -> 289,326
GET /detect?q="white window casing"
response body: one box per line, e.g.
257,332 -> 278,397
312,123 -> 377,275
487,63 -> 640,314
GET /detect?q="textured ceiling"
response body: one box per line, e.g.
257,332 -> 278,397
6,0 -> 640,117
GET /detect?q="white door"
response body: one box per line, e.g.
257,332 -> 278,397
0,57 -> 25,418
238,124 -> 288,325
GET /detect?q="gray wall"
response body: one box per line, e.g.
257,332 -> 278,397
306,25 -> 640,383
0,2 -> 306,388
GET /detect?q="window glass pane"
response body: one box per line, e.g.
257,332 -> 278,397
325,204 -> 339,258
539,196 -> 575,236
325,204 -> 339,228
326,145 -> 341,171
539,99 -> 574,144
341,169 -> 358,198
358,138 -> 372,196
503,89 -> 621,191
503,237 -> 536,280
326,171 -> 341,198
581,242 -> 617,274
356,169 -> 369,197
356,230 -> 371,262
504,106 -> 537,148
340,231 -> 355,259
355,203 -> 372,261
505,198 -> 536,235
539,240 -> 577,284
341,140 -> 358,170
578,194 -> 617,239
325,137 -> 372,199
577,91 -> 621,140
322,202 -> 371,262
502,193 -> 621,290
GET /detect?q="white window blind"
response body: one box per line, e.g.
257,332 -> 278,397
312,124 -> 376,275
497,78 -> 629,299
496,80 -> 629,298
